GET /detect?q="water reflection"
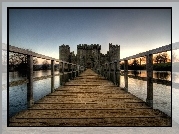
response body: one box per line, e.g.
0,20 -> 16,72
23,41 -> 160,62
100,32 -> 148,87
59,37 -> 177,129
9,84 -> 27,117
33,78 -> 51,102
9,70 -> 60,82
153,71 -> 170,80
130,70 -> 141,77
9,70 -> 172,117
121,70 -> 171,81
9,71 -> 26,82
119,70 -> 172,116
9,70 -> 60,117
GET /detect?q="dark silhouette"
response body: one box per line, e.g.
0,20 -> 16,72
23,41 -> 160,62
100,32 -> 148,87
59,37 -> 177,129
9,52 -> 39,72
42,60 -> 50,70
154,52 -> 168,63
154,72 -> 170,80
129,59 -> 140,70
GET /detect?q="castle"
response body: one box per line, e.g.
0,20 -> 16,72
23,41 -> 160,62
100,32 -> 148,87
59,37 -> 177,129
59,43 -> 120,69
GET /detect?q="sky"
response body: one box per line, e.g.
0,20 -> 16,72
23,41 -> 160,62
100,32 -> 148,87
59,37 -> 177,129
9,8 -> 171,60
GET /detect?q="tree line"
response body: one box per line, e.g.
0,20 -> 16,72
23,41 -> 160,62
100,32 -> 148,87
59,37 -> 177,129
120,52 -> 171,71
8,52 -> 56,72
8,51 -> 174,72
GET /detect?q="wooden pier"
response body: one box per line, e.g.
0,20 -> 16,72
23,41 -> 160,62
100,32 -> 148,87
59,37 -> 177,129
9,69 -> 171,127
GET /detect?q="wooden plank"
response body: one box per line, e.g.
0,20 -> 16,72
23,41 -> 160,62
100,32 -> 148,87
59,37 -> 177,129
10,109 -> 165,119
9,117 -> 171,126
9,69 -> 171,127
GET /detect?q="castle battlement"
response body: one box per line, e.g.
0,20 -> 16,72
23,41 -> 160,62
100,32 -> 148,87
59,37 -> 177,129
77,44 -> 101,50
109,43 -> 120,49
60,42 -> 120,68
59,44 -> 70,49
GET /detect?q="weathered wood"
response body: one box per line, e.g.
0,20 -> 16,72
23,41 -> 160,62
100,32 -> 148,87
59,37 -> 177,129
27,55 -> 34,108
51,60 -> 55,93
73,65 -> 76,78
124,60 -> 128,92
146,54 -> 153,107
60,62 -> 64,85
9,69 -> 171,127
68,63 -> 72,81
114,61 -> 117,85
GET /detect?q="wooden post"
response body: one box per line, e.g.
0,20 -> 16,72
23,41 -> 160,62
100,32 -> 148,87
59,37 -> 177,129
146,54 -> 153,107
59,61 -> 62,86
65,63 -> 68,82
51,60 -> 54,93
114,61 -> 117,85
77,65 -> 80,76
79,65 -> 81,74
118,61 -> 120,87
124,60 -> 128,92
72,64 -> 75,79
27,55 -> 34,108
61,62 -> 64,85
75,65 -> 78,77
72,64 -> 74,78
68,63 -> 72,81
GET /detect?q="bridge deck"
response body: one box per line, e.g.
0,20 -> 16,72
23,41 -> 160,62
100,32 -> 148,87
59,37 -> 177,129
9,69 -> 171,126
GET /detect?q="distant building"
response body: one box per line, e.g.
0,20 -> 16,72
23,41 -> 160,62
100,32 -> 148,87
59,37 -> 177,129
59,43 -> 120,69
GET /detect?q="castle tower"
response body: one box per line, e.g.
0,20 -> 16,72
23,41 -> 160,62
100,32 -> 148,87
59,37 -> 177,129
77,44 -> 101,69
109,43 -> 120,62
59,44 -> 70,62
70,51 -> 77,64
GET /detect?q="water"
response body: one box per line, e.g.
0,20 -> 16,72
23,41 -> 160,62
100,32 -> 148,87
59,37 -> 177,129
120,70 -> 171,116
9,70 -> 59,82
8,70 -> 60,117
7,70 -> 173,117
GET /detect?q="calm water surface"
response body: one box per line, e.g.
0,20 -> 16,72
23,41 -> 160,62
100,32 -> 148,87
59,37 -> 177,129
120,70 -> 171,116
8,70 -> 173,117
9,70 -> 60,117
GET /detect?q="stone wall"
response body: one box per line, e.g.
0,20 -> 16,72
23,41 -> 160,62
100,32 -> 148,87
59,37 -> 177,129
76,44 -> 101,69
59,43 -> 120,69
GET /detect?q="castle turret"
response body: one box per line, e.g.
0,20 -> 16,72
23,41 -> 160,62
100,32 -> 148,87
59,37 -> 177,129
59,44 -> 70,62
109,43 -> 120,62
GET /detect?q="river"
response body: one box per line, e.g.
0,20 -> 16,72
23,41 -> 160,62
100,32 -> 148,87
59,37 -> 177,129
4,70 -> 174,119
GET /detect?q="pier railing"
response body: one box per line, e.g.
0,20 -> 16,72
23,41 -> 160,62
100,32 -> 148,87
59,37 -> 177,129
9,45 -> 84,108
7,43 -> 173,108
98,44 -> 171,107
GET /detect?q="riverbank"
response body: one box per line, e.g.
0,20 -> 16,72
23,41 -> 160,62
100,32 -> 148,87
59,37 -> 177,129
120,62 -> 171,71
